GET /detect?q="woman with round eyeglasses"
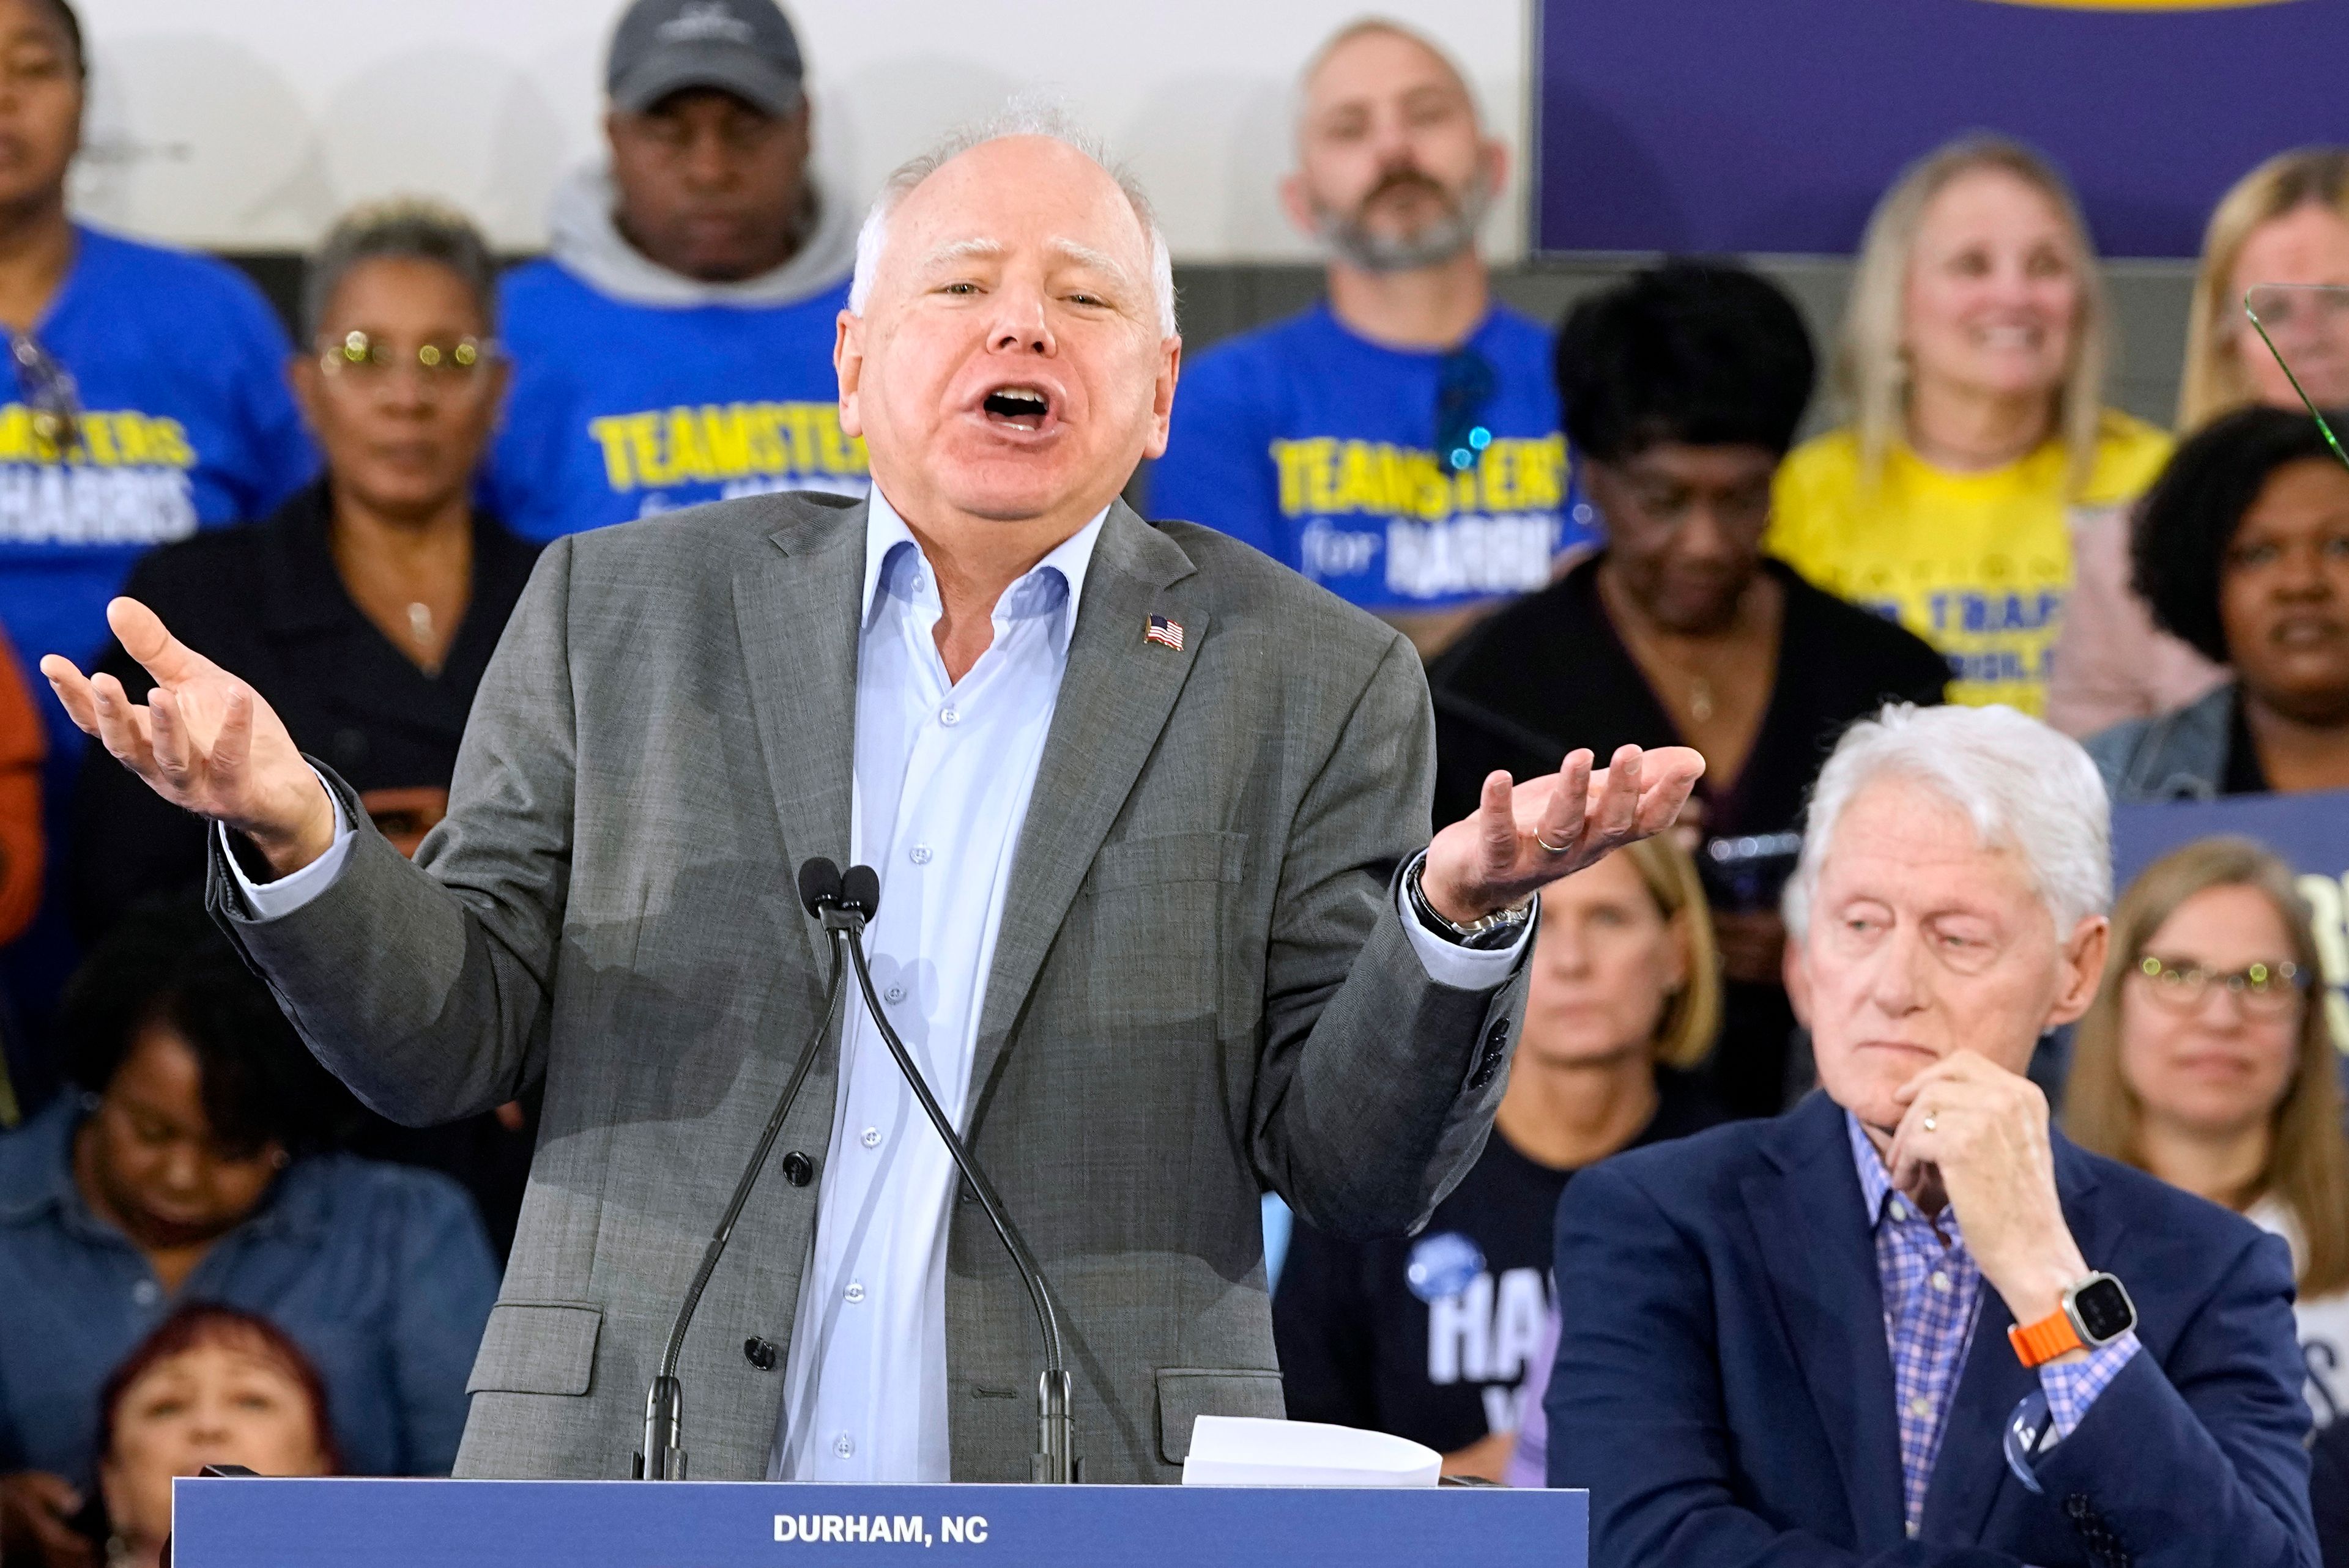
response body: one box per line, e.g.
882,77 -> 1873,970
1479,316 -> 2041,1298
68,199 -> 542,1256
2065,837 -> 2349,1429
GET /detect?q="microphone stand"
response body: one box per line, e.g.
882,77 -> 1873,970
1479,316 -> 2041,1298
634,866 -> 851,1481
825,871 -> 1079,1483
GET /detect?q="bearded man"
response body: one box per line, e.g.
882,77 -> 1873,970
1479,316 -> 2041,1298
1151,19 -> 1594,658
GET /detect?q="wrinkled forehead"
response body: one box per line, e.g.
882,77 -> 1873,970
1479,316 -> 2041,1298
1816,777 -> 2039,911
883,138 -> 1151,288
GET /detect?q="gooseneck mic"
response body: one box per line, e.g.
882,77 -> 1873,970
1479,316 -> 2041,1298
811,863 -> 1079,1484
633,857 -> 852,1480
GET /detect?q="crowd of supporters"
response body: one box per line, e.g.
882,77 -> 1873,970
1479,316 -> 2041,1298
1,0 -> 2348,1561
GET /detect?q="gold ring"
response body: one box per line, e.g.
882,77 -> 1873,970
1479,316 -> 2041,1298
1535,833 -> 1572,855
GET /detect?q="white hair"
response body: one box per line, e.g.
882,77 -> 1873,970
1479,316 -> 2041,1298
846,100 -> 1178,339
1783,703 -> 2112,939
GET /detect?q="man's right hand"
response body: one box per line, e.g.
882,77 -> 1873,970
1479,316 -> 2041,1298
41,596 -> 335,878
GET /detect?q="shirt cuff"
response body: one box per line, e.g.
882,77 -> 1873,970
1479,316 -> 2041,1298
1397,852 -> 1533,989
2038,1329 -> 2141,1441
218,772 -> 354,922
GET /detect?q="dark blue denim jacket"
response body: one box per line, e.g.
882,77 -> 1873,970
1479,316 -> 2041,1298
0,1100 -> 498,1485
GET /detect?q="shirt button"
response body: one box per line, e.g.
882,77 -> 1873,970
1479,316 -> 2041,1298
844,1281 -> 866,1304
1931,1271 -> 1952,1292
885,984 -> 906,1004
910,845 -> 932,865
1888,1200 -> 1907,1222
132,1279 -> 159,1307
939,706 -> 959,727
1909,1396 -> 1932,1418
1906,1521 -> 1920,1539
861,1126 -> 881,1148
834,1433 -> 855,1459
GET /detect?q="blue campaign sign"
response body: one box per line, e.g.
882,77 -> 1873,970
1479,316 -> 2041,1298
169,1477 -> 1589,1568
1532,0 -> 2349,257
2110,790 -> 2349,1048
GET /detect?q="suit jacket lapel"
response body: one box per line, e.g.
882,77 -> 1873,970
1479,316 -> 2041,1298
1923,1134 -> 2116,1544
968,500 -> 1203,1115
1742,1095 -> 1908,1551
735,498 -> 864,971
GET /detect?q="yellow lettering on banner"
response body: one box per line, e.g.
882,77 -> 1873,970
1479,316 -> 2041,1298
587,416 -> 634,489
0,405 -> 32,464
702,405 -> 752,479
82,413 -> 118,466
774,402 -> 816,472
150,419 -> 194,468
1302,438 -> 1342,513
626,413 -> 669,487
1480,440 -> 1518,512
1272,441 -> 1314,516
1521,435 -> 1566,509
744,405 -> 788,473
112,413 -> 151,466
1336,440 -> 1382,512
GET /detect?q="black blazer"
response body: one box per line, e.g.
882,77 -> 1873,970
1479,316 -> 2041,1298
1429,554 -> 1950,1117
69,480 -> 540,940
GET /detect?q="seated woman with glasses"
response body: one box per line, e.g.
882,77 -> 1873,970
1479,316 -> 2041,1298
2085,406 -> 2349,799
1430,262 -> 1947,1119
65,200 -> 541,1252
2064,837 -> 2349,1432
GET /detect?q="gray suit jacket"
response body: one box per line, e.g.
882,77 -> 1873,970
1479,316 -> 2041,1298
209,491 -> 1528,1484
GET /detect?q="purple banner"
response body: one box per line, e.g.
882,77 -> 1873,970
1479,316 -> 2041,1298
1534,0 -> 2349,258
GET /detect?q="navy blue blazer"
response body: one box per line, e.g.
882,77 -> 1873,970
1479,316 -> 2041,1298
1546,1092 -> 2314,1568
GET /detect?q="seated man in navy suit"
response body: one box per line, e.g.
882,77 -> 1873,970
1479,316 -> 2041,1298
1546,702 -> 2315,1568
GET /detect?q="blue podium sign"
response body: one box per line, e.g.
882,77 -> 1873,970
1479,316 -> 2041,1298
170,1477 -> 1589,1568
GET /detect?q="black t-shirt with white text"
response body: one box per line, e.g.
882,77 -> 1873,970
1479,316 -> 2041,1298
1272,1069 -> 1726,1453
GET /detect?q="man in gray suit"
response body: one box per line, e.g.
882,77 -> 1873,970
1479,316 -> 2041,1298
43,110 -> 1700,1485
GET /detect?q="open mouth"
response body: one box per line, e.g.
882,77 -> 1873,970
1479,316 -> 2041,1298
979,385 -> 1056,432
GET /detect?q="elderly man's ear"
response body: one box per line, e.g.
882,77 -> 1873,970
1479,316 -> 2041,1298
2046,915 -> 2112,1031
1142,338 -> 1182,459
834,311 -> 866,437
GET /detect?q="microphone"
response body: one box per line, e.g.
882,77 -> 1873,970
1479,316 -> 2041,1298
633,857 -> 852,1480
813,864 -> 1079,1484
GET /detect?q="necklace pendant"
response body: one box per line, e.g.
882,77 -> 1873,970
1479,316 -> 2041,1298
407,602 -> 432,644
1689,679 -> 1715,725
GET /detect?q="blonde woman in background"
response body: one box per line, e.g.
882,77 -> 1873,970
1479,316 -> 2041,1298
2066,837 -> 2349,1427
1770,135 -> 2169,720
2050,148 -> 2349,737
1275,836 -> 1727,1484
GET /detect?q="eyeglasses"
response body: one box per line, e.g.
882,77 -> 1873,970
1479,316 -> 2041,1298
1436,347 -> 1496,474
318,330 -> 496,383
2133,953 -> 2310,1018
11,333 -> 81,453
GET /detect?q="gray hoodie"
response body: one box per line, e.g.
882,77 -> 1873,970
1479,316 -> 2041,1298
543,161 -> 859,309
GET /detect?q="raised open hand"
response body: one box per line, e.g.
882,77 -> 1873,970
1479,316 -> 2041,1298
40,597 -> 335,876
1422,743 -> 1705,923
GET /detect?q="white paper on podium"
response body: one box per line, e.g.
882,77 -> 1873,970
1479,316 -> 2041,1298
1179,1415 -> 1444,1487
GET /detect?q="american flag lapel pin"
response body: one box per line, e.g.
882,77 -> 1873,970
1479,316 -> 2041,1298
1144,613 -> 1185,651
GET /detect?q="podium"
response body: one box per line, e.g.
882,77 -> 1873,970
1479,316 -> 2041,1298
170,1477 -> 1589,1567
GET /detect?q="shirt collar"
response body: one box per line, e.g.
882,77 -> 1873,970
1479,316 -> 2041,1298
860,486 -> 1108,657
1844,1109 -> 1970,1244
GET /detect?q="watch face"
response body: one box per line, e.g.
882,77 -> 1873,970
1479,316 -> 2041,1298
2071,1276 -> 2135,1342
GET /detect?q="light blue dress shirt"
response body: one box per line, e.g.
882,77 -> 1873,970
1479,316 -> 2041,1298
227,488 -> 1527,1483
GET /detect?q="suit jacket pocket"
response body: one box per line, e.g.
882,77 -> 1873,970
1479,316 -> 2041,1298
1088,832 -> 1248,1027
465,1302 -> 603,1397
1154,1366 -> 1285,1464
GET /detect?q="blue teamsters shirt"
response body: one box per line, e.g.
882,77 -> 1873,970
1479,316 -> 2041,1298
0,1100 -> 499,1485
1149,301 -> 1592,615
0,226 -> 314,764
484,260 -> 869,543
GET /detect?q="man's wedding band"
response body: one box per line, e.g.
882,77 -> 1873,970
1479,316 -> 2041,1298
1535,833 -> 1572,855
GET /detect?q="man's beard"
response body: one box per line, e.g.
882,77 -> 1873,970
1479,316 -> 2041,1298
1315,166 -> 1493,273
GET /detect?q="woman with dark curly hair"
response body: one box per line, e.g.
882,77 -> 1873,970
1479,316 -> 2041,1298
0,904 -> 496,1568
2085,405 -> 2349,799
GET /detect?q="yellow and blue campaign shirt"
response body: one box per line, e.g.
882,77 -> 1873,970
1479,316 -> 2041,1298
0,225 -> 314,768
1149,303 -> 1590,614
483,261 -> 867,543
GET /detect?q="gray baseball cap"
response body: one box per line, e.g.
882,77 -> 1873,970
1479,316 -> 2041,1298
606,0 -> 805,117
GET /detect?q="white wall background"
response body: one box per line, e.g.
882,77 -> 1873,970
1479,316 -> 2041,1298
69,0 -> 1532,260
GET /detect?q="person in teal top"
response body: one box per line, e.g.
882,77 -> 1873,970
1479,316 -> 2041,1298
483,0 -> 866,543
1149,18 -> 1590,657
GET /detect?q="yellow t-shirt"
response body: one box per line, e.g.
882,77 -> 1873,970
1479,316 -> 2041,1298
1767,412 -> 2173,716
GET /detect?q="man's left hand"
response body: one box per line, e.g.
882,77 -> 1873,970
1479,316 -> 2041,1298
1421,744 -> 1705,923
1887,1051 -> 2091,1337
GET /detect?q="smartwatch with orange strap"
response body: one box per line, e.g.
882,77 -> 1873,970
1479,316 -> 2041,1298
2008,1272 -> 2137,1368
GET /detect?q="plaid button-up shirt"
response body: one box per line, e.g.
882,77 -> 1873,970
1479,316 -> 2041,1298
1846,1114 -> 2139,1537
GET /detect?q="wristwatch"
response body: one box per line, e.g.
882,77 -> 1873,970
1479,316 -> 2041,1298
2008,1272 -> 2137,1367
1404,857 -> 1534,950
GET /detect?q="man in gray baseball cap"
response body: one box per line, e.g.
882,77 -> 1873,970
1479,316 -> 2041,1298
482,0 -> 866,542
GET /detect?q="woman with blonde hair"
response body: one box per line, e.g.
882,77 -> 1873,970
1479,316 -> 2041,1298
1770,135 -> 2170,722
2065,836 -> 2349,1426
2051,147 -> 2349,737
1274,835 -> 1728,1482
